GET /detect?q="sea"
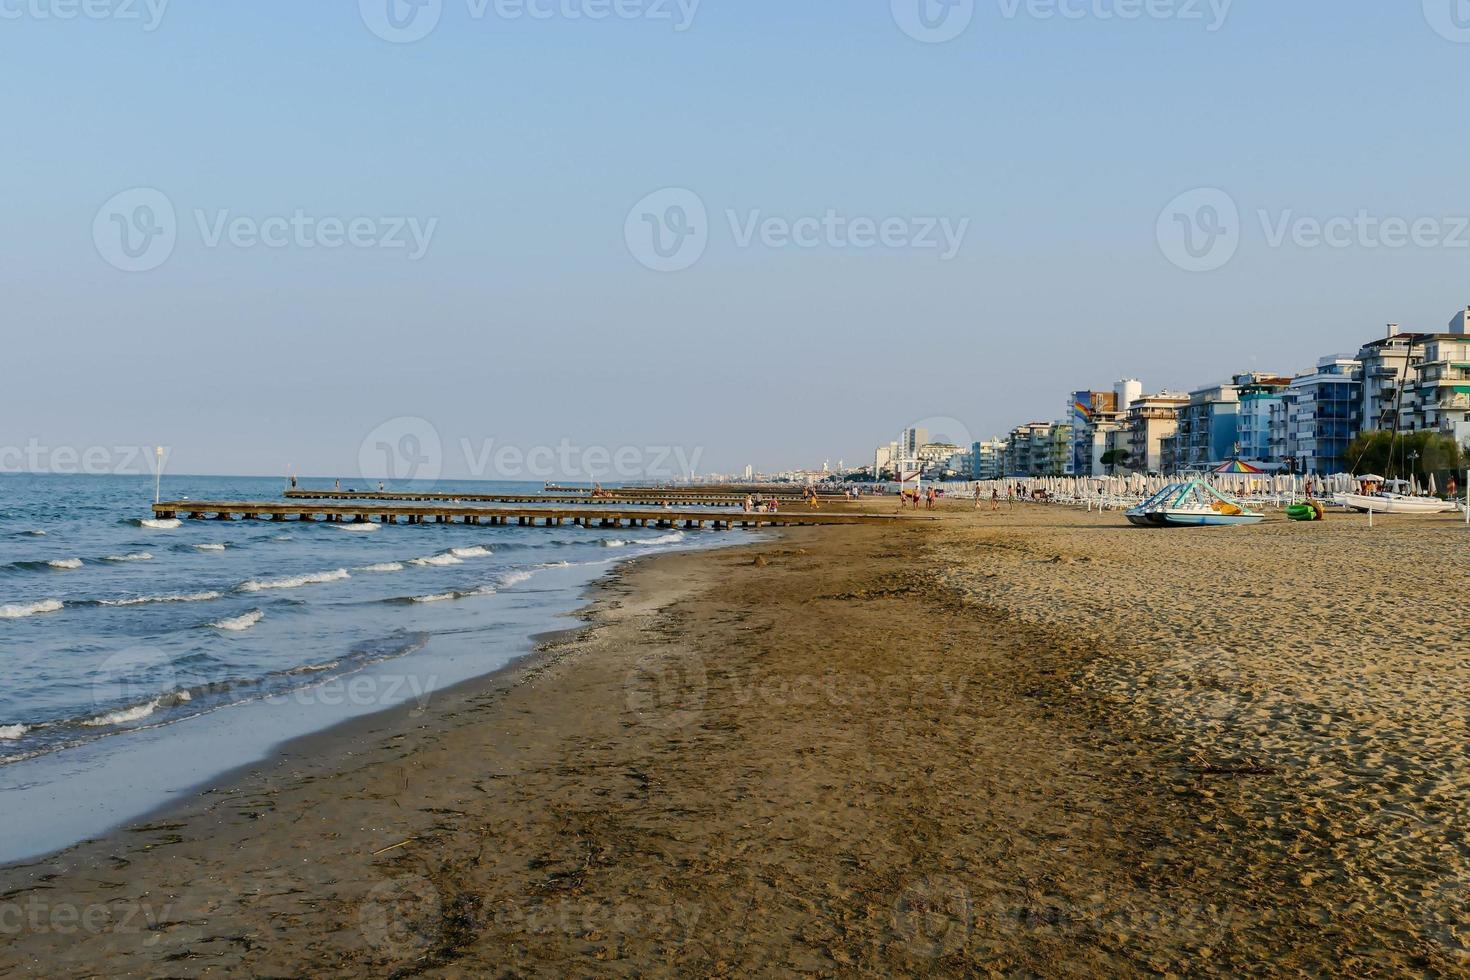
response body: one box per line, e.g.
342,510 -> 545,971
0,474 -> 721,863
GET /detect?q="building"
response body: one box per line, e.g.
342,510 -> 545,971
1269,356 -> 1361,475
1066,380 -> 1142,477
917,442 -> 966,479
1355,313 -> 1470,445
1410,330 -> 1470,445
970,439 -> 1007,480
1166,382 -> 1240,471
1124,392 -> 1188,473
1002,422 -> 1071,477
1235,374 -> 1294,463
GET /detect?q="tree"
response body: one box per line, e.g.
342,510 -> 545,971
1344,431 -> 1462,480
1099,449 -> 1133,475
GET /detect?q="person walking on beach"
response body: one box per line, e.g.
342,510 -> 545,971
991,487 -> 1000,511
973,482 -> 982,509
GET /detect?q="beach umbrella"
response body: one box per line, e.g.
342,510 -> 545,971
1213,459 -> 1265,475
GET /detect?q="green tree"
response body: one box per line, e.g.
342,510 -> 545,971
1099,449 -> 1133,475
1345,431 -> 1462,481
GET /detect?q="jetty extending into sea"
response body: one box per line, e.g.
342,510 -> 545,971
152,500 -> 920,530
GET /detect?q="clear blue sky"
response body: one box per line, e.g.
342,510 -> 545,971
5,1 -> 1469,477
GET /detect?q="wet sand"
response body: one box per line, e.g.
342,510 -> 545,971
2,501 -> 1467,975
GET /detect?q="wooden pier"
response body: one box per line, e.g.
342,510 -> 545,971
153,501 -> 924,531
285,490 -> 772,509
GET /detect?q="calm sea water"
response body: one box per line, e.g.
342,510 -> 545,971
0,474 -> 718,858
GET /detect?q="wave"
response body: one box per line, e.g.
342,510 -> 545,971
600,539 -> 628,548
409,553 -> 463,567
359,562 -> 406,573
81,689 -> 193,729
211,609 -> 263,632
103,552 -> 153,562
271,535 -> 293,542
139,518 -> 182,529
96,591 -> 223,607
0,725 -> 26,740
20,530 -> 46,537
637,531 -> 687,546
193,543 -> 227,552
398,583 -> 497,605
498,570 -> 534,588
0,599 -> 64,619
450,546 -> 492,558
330,523 -> 380,533
238,569 -> 350,592
46,558 -> 83,570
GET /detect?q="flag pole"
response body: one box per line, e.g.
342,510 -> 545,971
153,446 -> 163,504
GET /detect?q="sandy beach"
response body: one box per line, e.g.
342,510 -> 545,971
3,500 -> 1468,975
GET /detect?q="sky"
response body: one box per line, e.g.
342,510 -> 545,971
4,1 -> 1470,480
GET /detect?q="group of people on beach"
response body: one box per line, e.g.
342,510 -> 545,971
897,487 -> 939,510
742,495 -> 780,514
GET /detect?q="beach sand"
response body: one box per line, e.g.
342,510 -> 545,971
2,501 -> 1467,975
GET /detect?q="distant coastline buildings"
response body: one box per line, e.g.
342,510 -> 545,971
866,308 -> 1470,481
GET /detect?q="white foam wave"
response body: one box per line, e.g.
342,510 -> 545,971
600,539 -> 628,548
410,553 -> 462,567
272,535 -> 293,542
22,530 -> 46,537
82,701 -> 159,727
411,592 -> 457,604
193,543 -> 227,552
100,591 -> 222,607
498,570 -> 534,587
637,531 -> 687,546
0,599 -> 64,619
331,522 -> 380,533
450,546 -> 491,558
140,518 -> 181,529
46,558 -> 83,570
211,609 -> 263,632
103,552 -> 153,562
239,569 -> 350,592
360,562 -> 406,573
0,725 -> 26,740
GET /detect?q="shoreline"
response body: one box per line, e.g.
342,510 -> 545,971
5,504 -> 1467,974
0,540 -> 730,870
